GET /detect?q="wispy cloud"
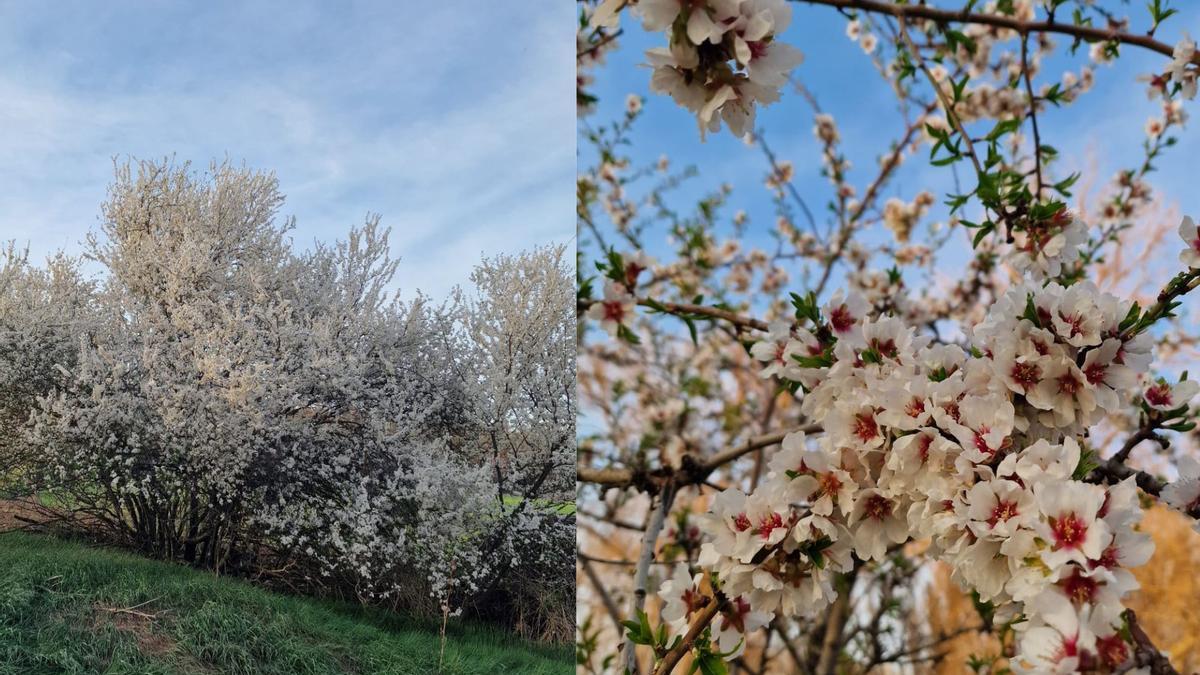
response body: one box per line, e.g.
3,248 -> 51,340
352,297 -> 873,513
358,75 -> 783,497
0,0 -> 573,299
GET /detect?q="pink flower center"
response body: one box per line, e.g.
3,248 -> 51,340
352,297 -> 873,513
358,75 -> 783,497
1084,362 -> 1108,385
682,587 -> 706,615
747,40 -> 768,61
1050,512 -> 1088,550
720,596 -> 752,634
1058,568 -> 1099,605
1057,371 -> 1082,396
829,305 -> 854,334
852,411 -> 879,443
942,401 -> 961,423
1010,361 -> 1041,389
733,513 -> 752,532
987,500 -> 1019,528
817,472 -> 842,498
1091,543 -> 1119,570
602,300 -> 625,323
863,493 -> 893,520
773,342 -> 787,365
973,426 -> 1005,458
871,338 -> 898,359
917,434 -> 933,463
757,512 -> 784,540
1058,312 -> 1085,338
1145,383 -> 1173,407
1096,634 -> 1129,668
905,397 -> 925,418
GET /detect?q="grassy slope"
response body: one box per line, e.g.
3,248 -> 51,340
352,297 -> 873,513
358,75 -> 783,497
0,532 -> 571,675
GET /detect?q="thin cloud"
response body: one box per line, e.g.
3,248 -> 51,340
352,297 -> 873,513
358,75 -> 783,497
0,1 -> 573,299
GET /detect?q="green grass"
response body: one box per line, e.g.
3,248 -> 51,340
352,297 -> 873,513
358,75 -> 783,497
0,532 -> 571,675
500,495 -> 576,516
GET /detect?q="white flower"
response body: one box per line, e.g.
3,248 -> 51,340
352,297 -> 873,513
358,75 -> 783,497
744,40 -> 804,87
947,394 -> 1015,466
1143,377 -> 1199,411
750,321 -> 797,379
1007,211 -> 1087,281
998,438 -> 1080,486
1033,481 -> 1109,570
847,488 -> 908,561
1162,455 -> 1200,525
647,49 -> 707,108
822,289 -> 869,346
990,325 -> 1056,397
1050,281 -> 1105,348
1179,215 -> 1200,268
884,430 -> 956,497
1145,116 -> 1165,138
658,562 -> 705,632
1079,338 -> 1136,412
844,19 -> 860,41
635,0 -> 683,31
859,32 -> 877,54
960,478 -> 1036,540
1169,31 -> 1196,99
1012,594 -> 1106,674
827,403 -> 885,453
714,595 -> 771,657
619,250 -> 655,286
589,0 -> 624,29
1027,356 -> 1096,428
586,281 -> 636,337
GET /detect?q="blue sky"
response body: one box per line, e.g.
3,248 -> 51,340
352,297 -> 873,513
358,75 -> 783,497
582,3 -> 1200,298
0,1 -> 574,300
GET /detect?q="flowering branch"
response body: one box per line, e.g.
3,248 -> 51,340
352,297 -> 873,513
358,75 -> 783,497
651,592 -> 728,675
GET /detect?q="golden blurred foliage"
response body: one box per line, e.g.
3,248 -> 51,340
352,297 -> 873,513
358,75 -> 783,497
1125,506 -> 1200,672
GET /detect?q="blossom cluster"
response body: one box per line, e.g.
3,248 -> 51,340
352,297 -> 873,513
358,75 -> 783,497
592,0 -> 804,138
655,263 -> 1200,671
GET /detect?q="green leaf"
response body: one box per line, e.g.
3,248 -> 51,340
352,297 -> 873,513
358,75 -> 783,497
972,223 -> 994,249
986,118 -> 1021,142
696,653 -> 728,675
1022,293 -> 1042,328
1073,447 -> 1101,480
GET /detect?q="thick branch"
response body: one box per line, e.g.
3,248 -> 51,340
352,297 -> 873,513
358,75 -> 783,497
1088,456 -> 1166,497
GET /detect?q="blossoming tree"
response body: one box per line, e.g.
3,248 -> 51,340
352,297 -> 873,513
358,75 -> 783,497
577,0 -> 1200,672
0,159 -> 575,636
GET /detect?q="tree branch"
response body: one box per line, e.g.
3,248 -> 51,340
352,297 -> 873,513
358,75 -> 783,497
577,425 -> 820,492
1125,609 -> 1180,674
625,482 -> 677,675
652,593 -> 728,675
797,0 -> 1191,63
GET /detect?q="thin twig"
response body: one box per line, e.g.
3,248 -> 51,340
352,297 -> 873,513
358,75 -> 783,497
625,482 -> 677,675
1020,33 -> 1044,198
798,0 -> 1192,63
